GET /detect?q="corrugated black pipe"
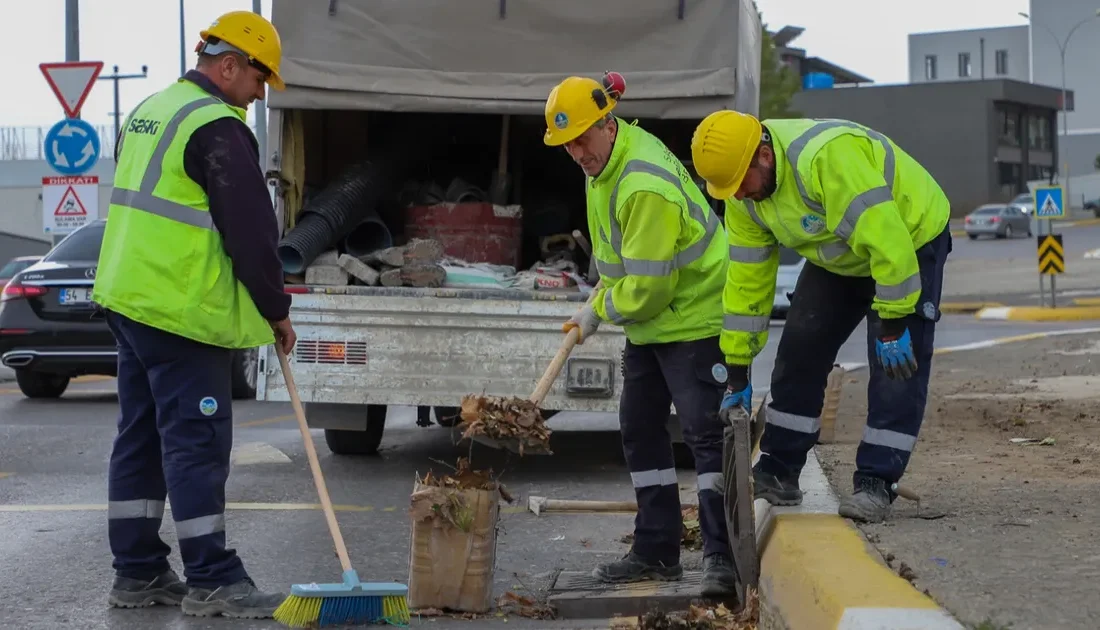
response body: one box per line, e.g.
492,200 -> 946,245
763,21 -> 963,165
278,161 -> 391,274
342,215 -> 393,258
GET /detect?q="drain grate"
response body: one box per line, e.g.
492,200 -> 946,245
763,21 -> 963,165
548,571 -> 710,619
552,571 -> 703,592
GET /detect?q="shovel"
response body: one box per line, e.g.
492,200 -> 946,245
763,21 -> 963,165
463,282 -> 603,455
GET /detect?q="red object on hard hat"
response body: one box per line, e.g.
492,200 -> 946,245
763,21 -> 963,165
603,71 -> 626,100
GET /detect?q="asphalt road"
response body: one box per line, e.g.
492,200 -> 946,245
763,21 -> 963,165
0,315 -> 1090,629
944,223 -> 1100,305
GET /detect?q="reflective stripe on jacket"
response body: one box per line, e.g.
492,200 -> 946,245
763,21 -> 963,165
587,119 -> 727,345
721,118 -> 950,366
91,79 -> 275,349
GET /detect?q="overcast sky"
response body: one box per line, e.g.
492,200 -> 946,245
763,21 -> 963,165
5,0 -> 1029,130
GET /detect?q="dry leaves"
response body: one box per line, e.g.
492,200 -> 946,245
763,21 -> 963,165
626,592 -> 759,629
495,591 -> 556,619
409,458 -> 501,532
621,505 -> 703,551
459,394 -> 553,454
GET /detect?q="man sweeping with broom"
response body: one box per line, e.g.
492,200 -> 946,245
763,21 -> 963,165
543,72 -> 739,598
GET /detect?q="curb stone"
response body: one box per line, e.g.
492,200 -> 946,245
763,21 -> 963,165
975,306 -> 1100,322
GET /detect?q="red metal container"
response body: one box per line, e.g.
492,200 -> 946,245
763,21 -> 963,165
404,202 -> 523,268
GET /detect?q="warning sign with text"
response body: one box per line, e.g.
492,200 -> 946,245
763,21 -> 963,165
42,175 -> 99,233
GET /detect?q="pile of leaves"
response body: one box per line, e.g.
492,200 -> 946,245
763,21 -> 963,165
409,458 -> 504,532
618,593 -> 758,630
621,505 -> 702,551
459,394 -> 553,455
495,592 -> 556,620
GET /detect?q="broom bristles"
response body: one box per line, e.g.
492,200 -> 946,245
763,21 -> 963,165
274,593 -> 410,628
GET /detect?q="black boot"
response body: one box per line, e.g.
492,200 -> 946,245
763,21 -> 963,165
700,553 -> 738,599
107,569 -> 189,608
753,463 -> 803,506
592,551 -> 682,583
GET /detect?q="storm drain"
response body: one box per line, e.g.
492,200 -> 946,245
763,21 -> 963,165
548,570 -> 706,619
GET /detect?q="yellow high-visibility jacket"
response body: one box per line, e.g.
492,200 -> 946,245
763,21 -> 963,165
587,119 -> 728,345
721,118 -> 950,366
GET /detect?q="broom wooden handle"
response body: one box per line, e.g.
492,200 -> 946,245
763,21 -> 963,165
277,345 -> 354,574
528,282 -> 603,407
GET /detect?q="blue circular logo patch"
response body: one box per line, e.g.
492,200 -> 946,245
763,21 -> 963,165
199,396 -> 218,417
711,363 -> 728,384
554,112 -> 569,130
800,214 -> 826,234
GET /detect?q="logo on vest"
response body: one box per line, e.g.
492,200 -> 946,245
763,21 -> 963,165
554,112 -> 569,130
800,214 -> 826,235
711,363 -> 728,384
199,396 -> 219,417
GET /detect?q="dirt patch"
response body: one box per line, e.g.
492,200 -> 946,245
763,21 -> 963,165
816,333 -> 1100,629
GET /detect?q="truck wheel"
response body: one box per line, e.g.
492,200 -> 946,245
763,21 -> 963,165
15,370 -> 70,399
434,406 -> 461,427
230,348 -> 259,400
324,404 -> 387,455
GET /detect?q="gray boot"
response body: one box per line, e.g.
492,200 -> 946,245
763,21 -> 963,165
180,578 -> 286,619
838,476 -> 893,524
108,569 -> 189,608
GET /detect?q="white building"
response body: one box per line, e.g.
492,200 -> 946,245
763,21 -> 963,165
909,0 -> 1100,203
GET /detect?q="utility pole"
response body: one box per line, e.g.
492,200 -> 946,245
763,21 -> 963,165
59,0 -> 80,247
98,65 -> 149,151
253,0 -> 268,169
179,0 -> 187,76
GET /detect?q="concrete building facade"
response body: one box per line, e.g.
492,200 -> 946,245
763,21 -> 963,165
792,79 -> 1067,216
908,1 -> 1100,198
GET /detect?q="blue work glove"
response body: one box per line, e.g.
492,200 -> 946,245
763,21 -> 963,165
875,319 -> 918,380
720,365 -> 752,415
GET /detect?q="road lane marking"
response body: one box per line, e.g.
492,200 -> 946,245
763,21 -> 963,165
0,473 -> 12,480
230,442 -> 292,465
0,502 -> 530,514
236,414 -> 295,428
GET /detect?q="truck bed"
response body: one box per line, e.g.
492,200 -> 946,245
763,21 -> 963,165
257,286 -> 627,412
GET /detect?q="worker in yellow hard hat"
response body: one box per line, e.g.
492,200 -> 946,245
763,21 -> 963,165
544,73 -> 739,600
691,110 -> 952,525
95,10 -> 294,619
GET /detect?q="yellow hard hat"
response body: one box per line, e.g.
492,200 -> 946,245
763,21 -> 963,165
543,74 -> 622,146
199,11 -> 285,90
691,110 -> 763,199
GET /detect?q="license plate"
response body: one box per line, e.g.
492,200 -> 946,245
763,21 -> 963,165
58,287 -> 92,305
565,357 -> 614,397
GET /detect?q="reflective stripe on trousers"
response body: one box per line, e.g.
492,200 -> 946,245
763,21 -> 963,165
110,96 -> 221,231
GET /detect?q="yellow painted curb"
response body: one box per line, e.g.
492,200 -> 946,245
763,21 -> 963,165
975,306 -> 1100,321
1065,217 -> 1100,227
949,229 -> 965,237
939,301 -> 1003,314
1072,297 -> 1100,306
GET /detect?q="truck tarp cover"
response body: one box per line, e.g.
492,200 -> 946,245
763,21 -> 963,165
268,0 -> 760,118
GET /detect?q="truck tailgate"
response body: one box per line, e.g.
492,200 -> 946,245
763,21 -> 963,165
258,286 -> 627,412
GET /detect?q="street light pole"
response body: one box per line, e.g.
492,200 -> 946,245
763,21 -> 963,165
179,0 -> 187,77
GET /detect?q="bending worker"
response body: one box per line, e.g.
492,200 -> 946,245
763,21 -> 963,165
91,11 -> 297,618
691,111 -> 951,524
544,73 -> 737,597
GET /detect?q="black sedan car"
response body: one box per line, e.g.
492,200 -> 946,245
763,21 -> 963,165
0,219 -> 260,400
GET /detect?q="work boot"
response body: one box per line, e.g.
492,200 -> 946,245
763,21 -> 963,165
699,553 -> 738,599
180,578 -> 286,619
752,464 -> 803,506
592,551 -> 682,583
838,476 -> 893,524
107,569 -> 189,608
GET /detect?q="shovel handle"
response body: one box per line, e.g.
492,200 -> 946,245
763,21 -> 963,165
528,281 -> 602,407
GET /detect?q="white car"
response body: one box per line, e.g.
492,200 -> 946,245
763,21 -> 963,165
1008,193 -> 1034,215
773,247 -> 805,318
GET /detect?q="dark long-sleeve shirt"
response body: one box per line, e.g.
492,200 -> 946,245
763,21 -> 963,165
178,71 -> 291,322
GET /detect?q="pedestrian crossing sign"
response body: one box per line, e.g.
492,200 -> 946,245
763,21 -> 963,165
1034,185 -> 1065,219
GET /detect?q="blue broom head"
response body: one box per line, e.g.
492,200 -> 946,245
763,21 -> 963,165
281,570 -> 410,627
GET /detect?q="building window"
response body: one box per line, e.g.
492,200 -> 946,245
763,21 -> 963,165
995,49 -> 1009,75
998,108 -> 1021,147
924,55 -> 937,80
1027,113 -> 1052,151
958,52 -> 971,78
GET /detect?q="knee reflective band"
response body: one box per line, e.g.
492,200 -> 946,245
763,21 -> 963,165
766,408 -> 822,435
631,468 -> 678,488
108,499 -> 166,520
697,472 -> 724,494
175,513 -> 227,540
862,427 -> 918,452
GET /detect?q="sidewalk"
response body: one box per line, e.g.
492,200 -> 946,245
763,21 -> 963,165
815,333 -> 1100,630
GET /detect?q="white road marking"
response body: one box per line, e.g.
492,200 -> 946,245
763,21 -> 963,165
230,442 -> 292,466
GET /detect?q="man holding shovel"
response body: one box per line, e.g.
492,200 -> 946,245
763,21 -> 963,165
543,72 -> 737,597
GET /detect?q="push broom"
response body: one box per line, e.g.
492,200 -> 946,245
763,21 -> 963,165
272,345 -> 411,628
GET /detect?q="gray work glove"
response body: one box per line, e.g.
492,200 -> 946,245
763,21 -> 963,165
562,303 -> 600,344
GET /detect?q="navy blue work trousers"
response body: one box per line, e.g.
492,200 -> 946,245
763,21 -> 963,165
758,226 -> 952,489
619,335 -> 730,565
105,310 -> 248,588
